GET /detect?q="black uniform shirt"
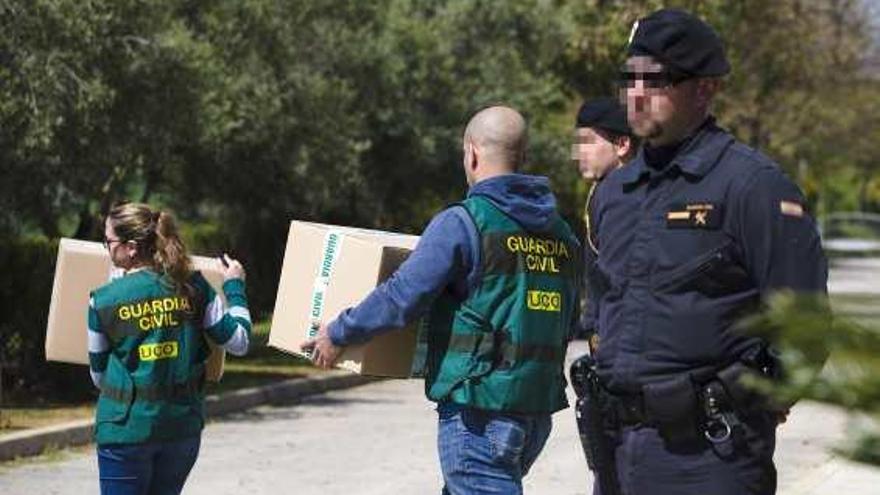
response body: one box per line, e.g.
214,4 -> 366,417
591,117 -> 828,393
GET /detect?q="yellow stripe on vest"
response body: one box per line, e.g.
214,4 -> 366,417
139,341 -> 179,361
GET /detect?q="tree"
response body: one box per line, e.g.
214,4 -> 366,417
0,0 -> 216,239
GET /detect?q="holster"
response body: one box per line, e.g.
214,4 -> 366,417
570,355 -> 621,495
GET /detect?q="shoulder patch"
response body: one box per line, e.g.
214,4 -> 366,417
780,200 -> 804,218
666,202 -> 723,229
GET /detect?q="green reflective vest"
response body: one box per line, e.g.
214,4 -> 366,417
424,196 -> 581,414
91,270 -> 214,445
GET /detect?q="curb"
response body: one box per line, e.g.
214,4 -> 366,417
0,371 -> 375,463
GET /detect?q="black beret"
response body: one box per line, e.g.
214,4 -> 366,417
627,8 -> 730,77
575,97 -> 632,137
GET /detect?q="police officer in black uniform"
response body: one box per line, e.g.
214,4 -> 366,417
570,98 -> 636,349
583,8 -> 828,495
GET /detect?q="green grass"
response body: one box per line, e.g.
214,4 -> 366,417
0,403 -> 95,433
0,320 -> 317,436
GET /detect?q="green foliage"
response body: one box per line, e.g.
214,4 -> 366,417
166,0 -> 583,312
743,292 -> 880,465
0,237 -> 96,400
0,0 -> 210,238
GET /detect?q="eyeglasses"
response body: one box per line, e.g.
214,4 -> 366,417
103,237 -> 125,249
618,67 -> 691,90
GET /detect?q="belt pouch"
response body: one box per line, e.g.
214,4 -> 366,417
643,374 -> 700,443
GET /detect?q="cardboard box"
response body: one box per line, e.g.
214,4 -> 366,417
269,221 -> 428,378
45,238 -> 227,381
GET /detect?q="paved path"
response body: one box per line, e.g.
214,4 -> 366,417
828,257 -> 880,295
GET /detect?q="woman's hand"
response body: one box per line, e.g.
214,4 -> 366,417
218,253 -> 246,281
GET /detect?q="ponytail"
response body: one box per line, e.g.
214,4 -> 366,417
153,211 -> 193,295
106,203 -> 193,295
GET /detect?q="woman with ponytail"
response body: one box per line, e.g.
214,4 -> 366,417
88,202 -> 251,495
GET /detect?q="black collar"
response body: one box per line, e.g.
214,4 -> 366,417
620,117 -> 734,187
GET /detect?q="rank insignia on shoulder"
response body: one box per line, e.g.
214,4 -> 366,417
779,200 -> 804,218
666,202 -> 722,229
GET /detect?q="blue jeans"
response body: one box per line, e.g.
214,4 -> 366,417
437,402 -> 552,495
97,435 -> 201,495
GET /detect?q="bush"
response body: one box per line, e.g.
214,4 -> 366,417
0,237 -> 96,403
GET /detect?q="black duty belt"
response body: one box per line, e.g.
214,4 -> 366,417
574,349 -> 781,446
606,392 -> 650,426
598,368 -> 767,444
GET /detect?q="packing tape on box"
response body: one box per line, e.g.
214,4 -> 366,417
303,230 -> 345,358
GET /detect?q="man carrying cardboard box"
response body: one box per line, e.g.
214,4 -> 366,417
302,106 -> 581,494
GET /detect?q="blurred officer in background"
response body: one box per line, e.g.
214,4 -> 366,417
570,97 -> 637,348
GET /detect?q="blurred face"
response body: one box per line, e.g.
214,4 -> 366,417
571,127 -> 620,180
619,56 -> 700,145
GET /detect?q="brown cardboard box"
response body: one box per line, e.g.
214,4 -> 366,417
268,221 -> 428,378
45,238 -> 227,381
